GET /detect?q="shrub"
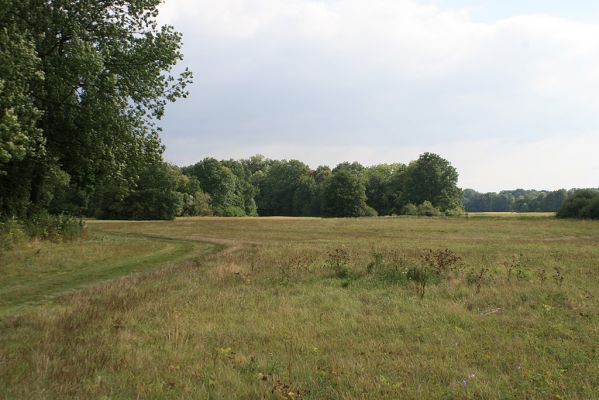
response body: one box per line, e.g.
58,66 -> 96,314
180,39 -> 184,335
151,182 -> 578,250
444,206 -> 464,216
366,251 -> 407,284
22,212 -> 85,241
326,248 -> 350,278
402,203 -> 418,216
0,217 -> 27,250
1,213 -> 85,247
406,265 -> 431,298
421,248 -> 462,276
417,201 -> 441,217
362,205 -> 378,217
218,205 -> 246,217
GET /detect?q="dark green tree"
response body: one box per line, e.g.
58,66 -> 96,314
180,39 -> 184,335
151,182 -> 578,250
403,153 -> 461,212
183,158 -> 245,216
97,162 -> 182,220
557,190 -> 599,219
364,163 -> 406,215
322,169 -> 374,217
0,0 -> 192,217
255,160 -> 317,216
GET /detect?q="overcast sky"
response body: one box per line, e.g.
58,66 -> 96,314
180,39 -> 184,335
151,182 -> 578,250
157,0 -> 599,192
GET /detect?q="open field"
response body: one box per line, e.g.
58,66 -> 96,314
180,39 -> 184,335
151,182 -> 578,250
1,215 -> 598,399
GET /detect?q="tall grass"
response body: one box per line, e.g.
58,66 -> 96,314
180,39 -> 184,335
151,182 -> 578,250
1,216 -> 598,399
0,213 -> 85,250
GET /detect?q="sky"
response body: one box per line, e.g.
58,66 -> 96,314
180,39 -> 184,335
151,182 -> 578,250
157,0 -> 599,192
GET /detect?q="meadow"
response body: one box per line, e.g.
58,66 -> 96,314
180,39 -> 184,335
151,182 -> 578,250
1,215 -> 598,399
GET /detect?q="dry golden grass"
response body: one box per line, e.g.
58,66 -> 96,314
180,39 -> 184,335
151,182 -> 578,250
1,215 -> 598,399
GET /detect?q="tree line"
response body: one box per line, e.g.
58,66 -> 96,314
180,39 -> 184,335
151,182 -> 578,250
2,1 -> 593,222
48,152 -> 461,220
463,188 -> 599,213
177,152 -> 463,219
463,189 -> 570,213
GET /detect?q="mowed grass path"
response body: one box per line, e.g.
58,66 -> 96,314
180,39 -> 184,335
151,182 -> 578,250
0,230 -> 215,316
1,216 -> 599,399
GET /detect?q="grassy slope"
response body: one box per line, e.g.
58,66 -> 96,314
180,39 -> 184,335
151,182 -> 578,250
1,216 -> 598,399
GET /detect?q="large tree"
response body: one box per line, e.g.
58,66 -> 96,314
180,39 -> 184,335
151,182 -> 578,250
183,158 -> 246,216
0,0 -> 191,216
255,160 -> 317,216
402,153 -> 462,212
322,169 -> 374,217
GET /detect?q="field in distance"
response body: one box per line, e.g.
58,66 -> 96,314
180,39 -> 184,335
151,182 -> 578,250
1,216 -> 598,399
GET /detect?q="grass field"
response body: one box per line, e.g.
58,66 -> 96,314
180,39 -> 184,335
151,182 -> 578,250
1,215 -> 598,399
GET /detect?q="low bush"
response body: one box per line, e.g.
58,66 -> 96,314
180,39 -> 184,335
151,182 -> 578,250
1,213 -> 85,248
0,217 -> 27,250
417,201 -> 442,217
366,251 -> 408,284
444,206 -> 464,216
402,203 -> 418,216
217,205 -> 246,217
326,248 -> 350,278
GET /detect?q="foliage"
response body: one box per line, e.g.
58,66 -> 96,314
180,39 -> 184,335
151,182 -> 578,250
97,162 -> 183,220
1,213 -> 84,248
402,203 -> 418,215
0,217 -> 27,250
183,158 -> 248,216
0,0 -> 192,217
255,159 -> 317,216
463,188 -> 574,213
557,190 -> 599,219
417,201 -> 441,217
363,163 -> 406,215
21,212 -> 85,241
322,169 -> 372,217
444,206 -> 464,216
402,153 -> 462,212
326,248 -> 350,278
366,251 -> 408,284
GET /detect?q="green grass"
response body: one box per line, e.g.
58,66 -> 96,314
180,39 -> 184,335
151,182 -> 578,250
0,231 -> 214,316
1,215 -> 598,399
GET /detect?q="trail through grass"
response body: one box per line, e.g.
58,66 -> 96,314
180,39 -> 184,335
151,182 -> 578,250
1,215 -> 598,399
0,231 -> 214,316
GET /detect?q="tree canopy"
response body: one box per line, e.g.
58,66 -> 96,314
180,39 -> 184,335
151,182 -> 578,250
557,190 -> 599,219
0,0 -> 192,218
0,2 -> 469,220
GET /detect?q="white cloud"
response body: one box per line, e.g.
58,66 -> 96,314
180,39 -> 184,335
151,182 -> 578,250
158,0 -> 599,191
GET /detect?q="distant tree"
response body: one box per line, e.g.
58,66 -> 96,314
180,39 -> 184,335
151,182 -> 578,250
241,154 -> 270,175
183,158 -> 245,216
364,163 -> 406,215
403,153 -> 462,211
175,171 -> 212,216
363,164 -> 392,215
97,162 -> 182,220
322,170 -> 374,217
314,165 -> 332,185
221,159 -> 258,216
463,188 -> 568,213
557,190 -> 599,219
256,160 -> 317,216
332,161 -> 365,176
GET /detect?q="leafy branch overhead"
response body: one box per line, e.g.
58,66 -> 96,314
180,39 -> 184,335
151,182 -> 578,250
0,0 -> 192,216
